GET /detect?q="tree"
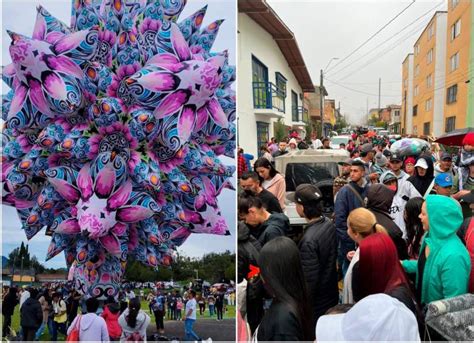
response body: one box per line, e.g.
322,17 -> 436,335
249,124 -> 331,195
7,243 -> 31,269
274,118 -> 286,142
335,116 -> 349,133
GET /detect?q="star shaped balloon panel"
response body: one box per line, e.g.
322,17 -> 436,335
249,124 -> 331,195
1,0 -> 236,299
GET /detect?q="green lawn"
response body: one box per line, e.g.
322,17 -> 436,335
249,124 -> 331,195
3,300 -> 235,341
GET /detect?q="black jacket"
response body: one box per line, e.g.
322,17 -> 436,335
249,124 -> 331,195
256,302 -> 303,341
366,184 -> 409,260
257,213 -> 290,246
257,189 -> 283,214
20,297 -> 43,329
298,217 -> 338,324
2,290 -> 18,316
238,221 -> 262,283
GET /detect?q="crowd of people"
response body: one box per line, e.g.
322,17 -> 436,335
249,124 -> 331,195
1,280 -> 234,342
238,131 -> 474,341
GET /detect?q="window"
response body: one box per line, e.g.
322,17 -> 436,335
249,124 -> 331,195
252,56 -> 269,109
447,84 -> 458,104
451,19 -> 461,40
427,48 -> 433,64
445,116 -> 456,132
426,74 -> 432,88
414,44 -> 420,56
427,25 -> 434,40
424,122 -> 431,135
451,0 -> 459,8
275,72 -> 287,112
291,90 -> 298,122
413,105 -> 418,116
425,98 -> 432,111
450,52 -> 459,72
415,64 -> 420,76
414,85 -> 419,96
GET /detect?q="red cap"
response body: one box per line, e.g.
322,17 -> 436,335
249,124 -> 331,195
463,132 -> 474,146
405,157 -> 416,165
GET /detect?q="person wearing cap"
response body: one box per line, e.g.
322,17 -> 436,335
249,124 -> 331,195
432,172 -> 453,196
287,184 -> 338,325
315,293 -> 420,341
404,156 -> 416,176
380,170 -> 420,239
333,159 -> 352,200
238,194 -> 289,247
407,155 -> 435,197
239,171 -> 282,214
401,195 -> 470,306
373,152 -> 388,179
434,152 -> 454,177
334,159 -> 370,276
356,143 -> 376,176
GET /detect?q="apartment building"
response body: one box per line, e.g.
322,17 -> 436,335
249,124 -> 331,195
412,11 -> 447,137
238,0 -> 315,156
401,54 -> 414,134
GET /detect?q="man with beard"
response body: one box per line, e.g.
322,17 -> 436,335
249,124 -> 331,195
240,172 -> 282,214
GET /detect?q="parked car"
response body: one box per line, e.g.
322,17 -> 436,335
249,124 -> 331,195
329,135 -> 351,149
274,149 -> 349,227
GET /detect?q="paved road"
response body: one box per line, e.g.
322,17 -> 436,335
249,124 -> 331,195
147,319 -> 235,341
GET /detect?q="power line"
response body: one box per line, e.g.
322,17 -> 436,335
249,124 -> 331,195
325,77 -> 402,97
327,0 -> 444,77
325,0 -> 417,74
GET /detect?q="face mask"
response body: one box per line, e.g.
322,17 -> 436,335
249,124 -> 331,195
386,184 -> 397,192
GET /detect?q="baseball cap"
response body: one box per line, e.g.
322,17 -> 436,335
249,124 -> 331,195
380,171 -> 397,184
286,184 -> 322,204
390,153 -> 402,162
440,152 -> 452,161
338,158 -> 353,166
375,152 -> 388,167
415,158 -> 428,169
434,173 -> 453,187
315,294 -> 420,341
361,143 -> 374,153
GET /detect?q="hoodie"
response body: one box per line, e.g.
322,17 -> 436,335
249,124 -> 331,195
402,195 -> 470,304
257,212 -> 290,246
101,304 -> 122,339
407,155 -> 434,196
366,184 -> 408,260
67,313 -> 109,342
118,309 -> 150,342
380,171 -> 421,238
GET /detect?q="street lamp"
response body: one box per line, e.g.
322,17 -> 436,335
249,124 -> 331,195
320,57 -> 339,137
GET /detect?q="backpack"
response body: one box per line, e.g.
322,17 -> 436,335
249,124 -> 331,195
151,297 -> 163,312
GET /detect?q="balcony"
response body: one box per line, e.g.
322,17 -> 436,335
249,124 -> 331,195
291,106 -> 309,126
253,82 -> 285,118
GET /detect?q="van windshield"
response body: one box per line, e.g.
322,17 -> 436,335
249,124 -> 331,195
285,162 -> 339,192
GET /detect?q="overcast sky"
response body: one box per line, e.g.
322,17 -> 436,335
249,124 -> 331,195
1,0 -> 236,268
267,0 -> 446,125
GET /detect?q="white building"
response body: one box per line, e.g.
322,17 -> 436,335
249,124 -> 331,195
402,54 -> 414,135
238,0 -> 315,157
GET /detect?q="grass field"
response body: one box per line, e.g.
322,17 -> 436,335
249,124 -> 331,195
3,300 -> 236,341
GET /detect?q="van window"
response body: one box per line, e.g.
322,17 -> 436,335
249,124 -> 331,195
285,162 -> 339,192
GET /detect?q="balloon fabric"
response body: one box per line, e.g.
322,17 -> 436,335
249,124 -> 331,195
1,0 -> 235,299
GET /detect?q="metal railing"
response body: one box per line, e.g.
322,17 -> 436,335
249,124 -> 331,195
253,82 -> 285,113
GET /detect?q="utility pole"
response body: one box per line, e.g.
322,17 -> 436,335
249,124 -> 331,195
378,78 -> 381,121
320,69 -> 324,137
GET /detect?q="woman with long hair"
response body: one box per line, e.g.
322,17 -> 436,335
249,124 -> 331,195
254,157 -> 286,210
118,298 -> 150,342
352,233 -> 419,318
260,145 -> 273,163
342,208 -> 387,304
404,197 -> 425,259
256,236 -> 313,341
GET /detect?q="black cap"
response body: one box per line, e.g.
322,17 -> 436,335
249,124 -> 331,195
286,184 -> 322,204
338,158 -> 353,166
361,143 -> 375,153
440,152 -> 452,161
390,153 -> 402,162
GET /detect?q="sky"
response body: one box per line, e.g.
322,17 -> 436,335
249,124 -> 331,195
1,0 -> 236,268
267,0 -> 447,125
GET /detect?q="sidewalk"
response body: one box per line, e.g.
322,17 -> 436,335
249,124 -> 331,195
147,319 -> 235,341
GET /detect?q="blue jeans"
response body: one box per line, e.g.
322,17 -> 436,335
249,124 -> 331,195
51,321 -> 67,341
209,304 -> 215,316
184,319 -> 200,341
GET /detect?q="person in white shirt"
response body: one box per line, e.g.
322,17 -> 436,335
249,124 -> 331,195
311,133 -> 323,150
184,290 -> 200,341
19,287 -> 30,309
126,289 -> 136,301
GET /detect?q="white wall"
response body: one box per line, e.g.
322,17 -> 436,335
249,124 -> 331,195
433,12 -> 447,137
406,54 -> 414,134
238,13 -> 305,157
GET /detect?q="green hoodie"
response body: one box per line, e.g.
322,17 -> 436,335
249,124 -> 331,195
402,195 -> 470,304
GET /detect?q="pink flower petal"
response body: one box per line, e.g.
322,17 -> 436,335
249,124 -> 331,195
116,206 -> 154,223
147,53 -> 180,66
207,98 -> 228,128
111,222 -> 127,236
77,164 -> 93,201
94,163 -> 116,198
178,105 -> 196,141
43,55 -> 83,79
42,71 -> 67,100
107,181 -> 132,211
136,71 -> 179,92
99,234 -> 121,257
8,84 -> 28,117
194,106 -> 208,131
29,78 -> 52,116
53,29 -> 91,54
56,218 -> 81,235
47,177 -> 80,204
171,23 -> 192,62
153,89 -> 190,119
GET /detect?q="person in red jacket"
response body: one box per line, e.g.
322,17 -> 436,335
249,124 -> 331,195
101,296 -> 122,341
